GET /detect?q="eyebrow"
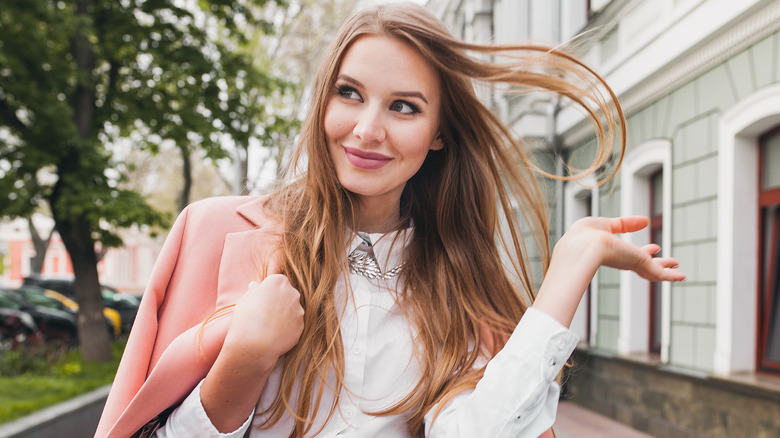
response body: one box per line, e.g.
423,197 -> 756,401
337,74 -> 429,104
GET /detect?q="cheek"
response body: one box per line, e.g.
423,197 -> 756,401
395,127 -> 437,160
323,101 -> 351,141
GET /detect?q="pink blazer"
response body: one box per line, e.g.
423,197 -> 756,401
96,195 -> 281,437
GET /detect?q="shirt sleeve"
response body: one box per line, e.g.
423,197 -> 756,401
424,307 -> 579,438
154,380 -> 255,438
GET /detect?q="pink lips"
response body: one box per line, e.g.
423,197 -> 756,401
343,146 -> 393,170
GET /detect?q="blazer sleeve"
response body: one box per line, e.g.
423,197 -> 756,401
96,196 -> 271,438
95,204 -> 191,438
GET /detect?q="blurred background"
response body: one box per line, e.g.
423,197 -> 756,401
1,0 -> 779,437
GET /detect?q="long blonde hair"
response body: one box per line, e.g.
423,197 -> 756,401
260,3 -> 625,436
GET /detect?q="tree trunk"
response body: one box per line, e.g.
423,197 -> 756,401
27,215 -> 54,274
55,213 -> 112,361
230,146 -> 249,195
178,144 -> 193,212
239,146 -> 249,195
96,244 -> 108,263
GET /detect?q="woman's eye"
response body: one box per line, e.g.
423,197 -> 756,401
390,100 -> 420,115
337,85 -> 361,101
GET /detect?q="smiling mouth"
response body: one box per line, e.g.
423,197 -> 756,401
343,146 -> 392,170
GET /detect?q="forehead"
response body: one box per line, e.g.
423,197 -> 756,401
338,35 -> 440,99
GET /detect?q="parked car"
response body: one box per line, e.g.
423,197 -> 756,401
0,288 -> 78,344
22,276 -> 138,334
22,276 -> 74,296
13,285 -> 73,313
101,285 -> 139,333
0,295 -> 38,349
15,285 -> 121,338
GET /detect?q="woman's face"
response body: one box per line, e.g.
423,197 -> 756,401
324,35 -> 443,210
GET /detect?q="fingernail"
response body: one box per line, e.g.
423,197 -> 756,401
248,280 -> 259,288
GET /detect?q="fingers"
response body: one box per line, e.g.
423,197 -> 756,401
247,274 -> 288,292
653,267 -> 687,282
632,254 -> 685,283
228,273 -> 304,359
571,215 -> 649,234
607,216 -> 649,234
641,243 -> 661,256
653,256 -> 679,269
653,257 -> 686,281
577,219 -> 685,283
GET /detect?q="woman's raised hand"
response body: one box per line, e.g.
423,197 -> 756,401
533,216 -> 685,328
224,274 -> 305,365
201,274 -> 304,432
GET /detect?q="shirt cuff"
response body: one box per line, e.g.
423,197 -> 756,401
424,307 -> 579,437
504,306 -> 580,380
156,380 -> 254,438
491,306 -> 579,435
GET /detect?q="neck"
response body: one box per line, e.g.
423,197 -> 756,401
355,197 -> 401,234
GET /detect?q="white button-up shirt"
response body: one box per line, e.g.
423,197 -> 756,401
156,230 -> 578,437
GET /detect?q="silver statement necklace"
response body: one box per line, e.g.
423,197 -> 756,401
347,232 -> 404,280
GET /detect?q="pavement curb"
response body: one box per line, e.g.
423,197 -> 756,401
0,384 -> 110,438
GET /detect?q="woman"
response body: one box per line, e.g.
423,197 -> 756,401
97,3 -> 685,437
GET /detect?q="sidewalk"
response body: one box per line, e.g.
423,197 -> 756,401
554,401 -> 655,438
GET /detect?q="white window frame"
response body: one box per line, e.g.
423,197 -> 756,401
716,83 -> 780,375
618,139 -> 672,361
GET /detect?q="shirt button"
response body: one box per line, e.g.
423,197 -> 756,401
557,339 -> 566,350
344,407 -> 356,420
352,346 -> 361,356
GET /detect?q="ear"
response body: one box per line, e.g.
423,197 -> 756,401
429,132 -> 445,151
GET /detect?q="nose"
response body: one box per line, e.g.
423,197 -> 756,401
353,107 -> 386,144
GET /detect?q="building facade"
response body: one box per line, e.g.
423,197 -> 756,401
429,0 -> 780,435
0,214 -> 163,295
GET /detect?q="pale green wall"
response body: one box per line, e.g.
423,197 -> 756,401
578,30 -> 780,370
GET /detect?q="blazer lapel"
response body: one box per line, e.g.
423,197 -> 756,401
215,228 -> 281,308
217,196 -> 283,306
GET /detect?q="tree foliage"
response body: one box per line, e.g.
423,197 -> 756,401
0,0 -> 279,360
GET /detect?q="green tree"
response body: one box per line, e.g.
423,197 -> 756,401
0,0 -> 277,360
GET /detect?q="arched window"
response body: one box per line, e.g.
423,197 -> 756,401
649,169 -> 664,354
758,125 -> 780,373
716,83 -> 780,374
618,139 -> 672,360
